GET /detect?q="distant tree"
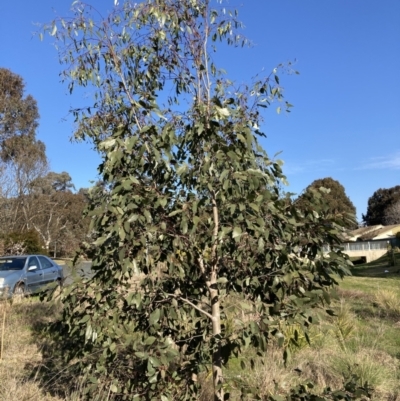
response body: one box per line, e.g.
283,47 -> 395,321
0,69 -> 48,234
296,177 -> 357,229
0,136 -> 48,233
31,171 -> 75,195
1,230 -> 43,255
28,190 -> 88,255
363,186 -> 400,226
0,68 -> 39,143
382,200 -> 400,225
77,187 -> 89,198
0,135 -> 48,197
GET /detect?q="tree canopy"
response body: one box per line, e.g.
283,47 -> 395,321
42,1 -> 353,400
363,185 -> 400,226
0,68 -> 39,143
31,171 -> 75,195
296,177 -> 357,229
0,68 -> 88,256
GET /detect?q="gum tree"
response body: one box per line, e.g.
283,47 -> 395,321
44,1 -> 351,400
0,68 -> 39,143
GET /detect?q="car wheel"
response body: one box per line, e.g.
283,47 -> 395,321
13,283 -> 25,298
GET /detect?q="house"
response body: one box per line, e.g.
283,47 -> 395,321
341,224 -> 400,263
344,224 -> 400,242
345,224 -> 400,242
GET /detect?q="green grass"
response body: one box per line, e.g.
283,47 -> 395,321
349,251 -> 400,278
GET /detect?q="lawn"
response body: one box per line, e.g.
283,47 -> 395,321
349,250 -> 400,279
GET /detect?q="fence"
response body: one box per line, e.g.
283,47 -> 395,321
323,238 -> 400,253
341,238 -> 400,252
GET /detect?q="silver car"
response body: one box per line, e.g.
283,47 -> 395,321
0,255 -> 64,298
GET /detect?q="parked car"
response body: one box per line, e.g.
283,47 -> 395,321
0,255 -> 64,298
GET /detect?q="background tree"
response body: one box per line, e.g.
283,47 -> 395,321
31,171 -> 75,195
44,1 -> 352,400
0,230 -> 43,255
296,177 -> 357,229
0,68 -> 88,255
25,172 -> 87,255
0,68 -> 39,143
382,200 -> 400,225
363,185 -> 400,226
0,68 -> 48,234
0,127 -> 49,235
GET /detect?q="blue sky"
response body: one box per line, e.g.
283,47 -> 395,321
1,0 -> 399,222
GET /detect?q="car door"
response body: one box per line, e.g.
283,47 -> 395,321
25,256 -> 44,293
38,256 -> 59,284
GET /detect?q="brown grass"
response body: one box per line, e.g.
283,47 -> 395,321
0,298 -> 62,401
1,275 -> 400,400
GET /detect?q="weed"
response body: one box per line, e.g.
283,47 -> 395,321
331,300 -> 357,350
374,289 -> 400,319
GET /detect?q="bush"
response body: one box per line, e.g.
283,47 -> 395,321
0,230 -> 45,255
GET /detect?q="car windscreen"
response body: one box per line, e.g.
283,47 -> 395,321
0,258 -> 27,270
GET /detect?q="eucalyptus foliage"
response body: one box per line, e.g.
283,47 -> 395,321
44,1 -> 352,400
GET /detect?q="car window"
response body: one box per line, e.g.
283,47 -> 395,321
0,258 -> 26,270
28,256 -> 40,269
38,256 -> 54,269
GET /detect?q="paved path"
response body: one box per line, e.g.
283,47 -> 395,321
61,261 -> 93,285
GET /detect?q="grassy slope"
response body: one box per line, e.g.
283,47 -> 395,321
0,254 -> 399,400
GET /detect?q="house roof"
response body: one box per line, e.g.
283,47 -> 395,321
359,225 -> 400,241
343,225 -> 381,241
344,224 -> 400,241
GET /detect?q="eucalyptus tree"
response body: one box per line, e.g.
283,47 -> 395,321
44,1 -> 351,400
0,68 -> 48,234
0,68 -> 39,143
0,135 -> 48,234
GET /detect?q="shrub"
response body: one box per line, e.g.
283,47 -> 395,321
0,230 -> 45,255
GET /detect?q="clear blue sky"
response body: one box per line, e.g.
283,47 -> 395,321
1,0 -> 399,222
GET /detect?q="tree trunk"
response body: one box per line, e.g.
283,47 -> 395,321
210,273 -> 223,401
210,191 -> 223,401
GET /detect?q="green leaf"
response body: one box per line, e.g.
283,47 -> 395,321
144,336 -> 157,345
159,197 -> 168,208
149,309 -> 160,325
51,24 -> 57,36
232,227 -> 242,238
168,209 -> 182,217
144,210 -> 152,223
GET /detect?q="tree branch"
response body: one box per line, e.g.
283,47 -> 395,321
166,293 -> 213,321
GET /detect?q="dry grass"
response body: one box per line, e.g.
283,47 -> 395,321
0,298 -> 62,401
1,274 -> 400,400
222,292 -> 400,400
374,289 -> 400,319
